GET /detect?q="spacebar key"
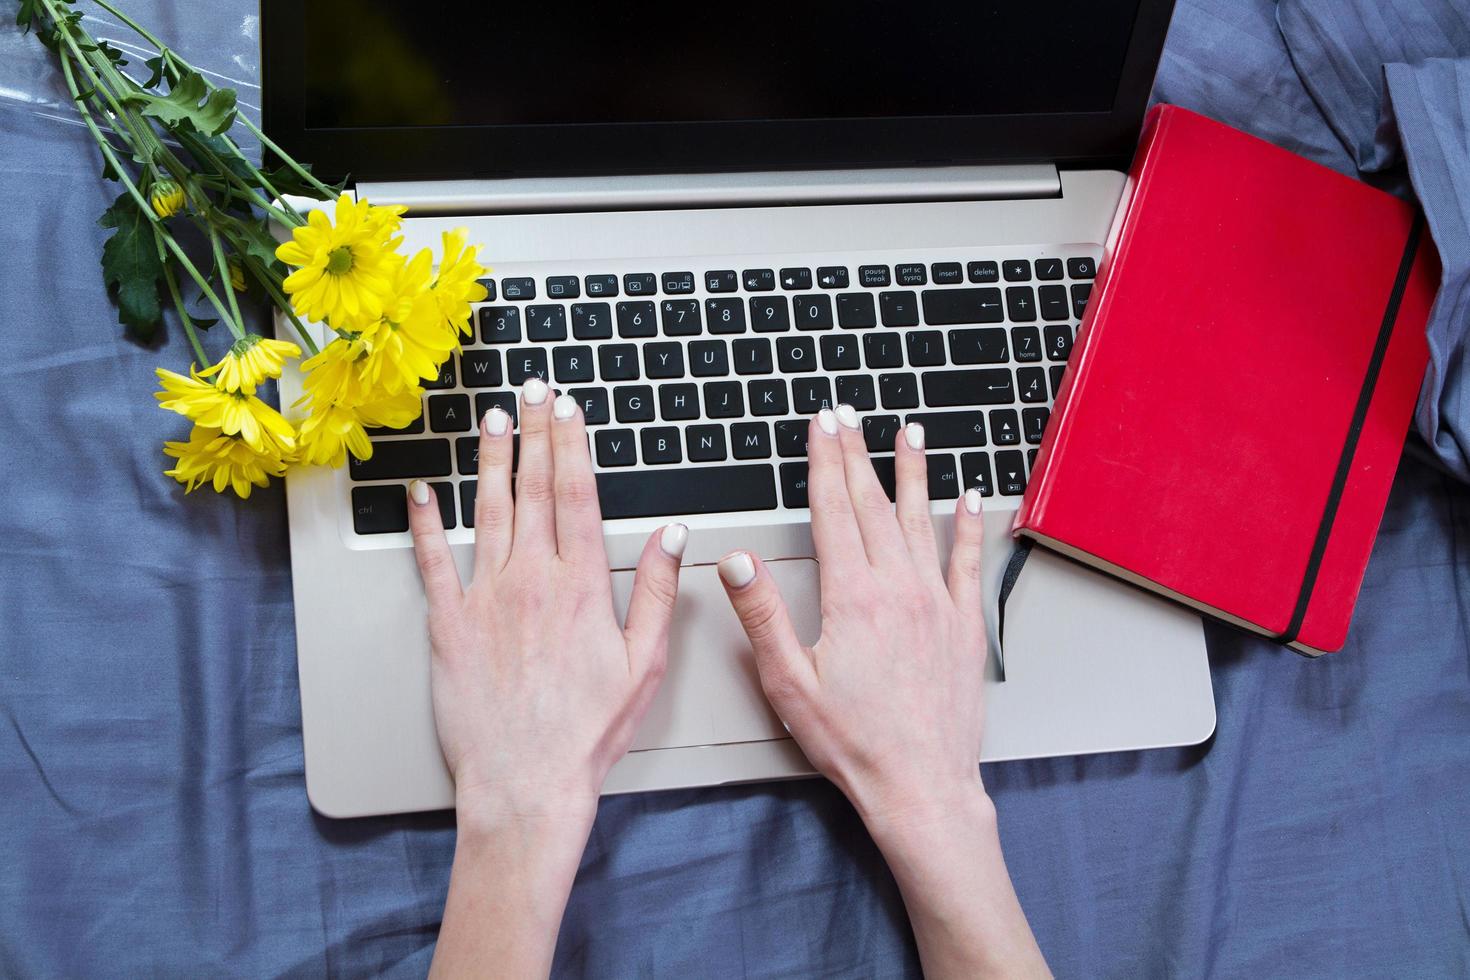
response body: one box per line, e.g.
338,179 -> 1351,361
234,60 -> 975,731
596,464 -> 778,519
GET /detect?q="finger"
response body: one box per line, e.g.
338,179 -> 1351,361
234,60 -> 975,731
832,404 -> 908,567
509,377 -> 556,555
407,479 -> 463,617
805,409 -> 867,580
473,405 -> 516,576
623,524 -> 688,677
550,394 -> 608,566
947,488 -> 988,628
716,552 -> 815,714
893,421 -> 943,583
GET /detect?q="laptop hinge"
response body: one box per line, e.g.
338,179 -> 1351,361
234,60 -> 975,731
356,165 -> 1061,216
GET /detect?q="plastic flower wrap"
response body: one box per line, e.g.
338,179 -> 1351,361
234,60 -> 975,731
20,0 -> 487,497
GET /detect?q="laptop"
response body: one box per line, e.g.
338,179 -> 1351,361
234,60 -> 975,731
262,0 -> 1215,818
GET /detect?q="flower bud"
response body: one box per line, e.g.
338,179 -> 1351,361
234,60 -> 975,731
150,179 -> 185,219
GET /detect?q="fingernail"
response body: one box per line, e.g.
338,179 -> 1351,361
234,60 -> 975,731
964,488 -> 983,515
835,404 -> 860,430
553,394 -> 578,420
905,423 -> 925,450
482,406 -> 509,436
522,378 -> 549,405
717,551 -> 757,589
660,523 -> 689,559
816,408 -> 838,436
409,479 -> 432,506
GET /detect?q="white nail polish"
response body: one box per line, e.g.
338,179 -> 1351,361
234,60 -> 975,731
482,406 -> 509,436
817,408 -> 838,436
717,551 -> 757,588
964,488 -> 983,515
522,377 -> 549,405
660,523 -> 689,559
409,480 -> 432,506
553,393 -> 578,420
905,423 -> 925,450
835,403 -> 860,429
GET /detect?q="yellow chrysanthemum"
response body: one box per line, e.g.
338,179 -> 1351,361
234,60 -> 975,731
298,334 -> 373,409
296,403 -> 374,468
163,425 -> 289,499
275,193 -> 402,329
154,367 -> 296,455
430,228 -> 489,336
228,258 -> 247,293
198,335 -> 302,395
357,389 -> 425,431
150,179 -> 185,219
356,258 -> 460,395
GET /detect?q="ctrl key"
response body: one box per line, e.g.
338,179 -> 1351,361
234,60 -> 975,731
352,482 -> 457,534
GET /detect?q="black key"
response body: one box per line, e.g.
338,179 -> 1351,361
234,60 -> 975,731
474,391 -> 517,428
661,271 -> 695,294
584,275 -> 618,297
780,268 -> 813,290
880,291 -> 920,328
1017,367 -> 1048,404
460,479 -> 478,527
1039,285 -> 1069,321
546,275 -> 580,299
931,262 -> 964,285
922,288 -> 1004,325
1044,324 -> 1073,361
599,344 -> 640,381
1066,257 -> 1097,279
792,377 -> 833,414
423,359 -> 456,391
613,384 -> 655,423
949,327 -> 1008,364
905,410 -> 986,448
836,375 -> 876,411
644,342 -> 685,379
1023,407 -> 1050,445
780,462 -> 809,508
905,330 -> 946,367
995,450 -> 1027,495
370,412 -> 425,436
923,368 -> 1014,406
731,421 -> 771,459
1011,326 -> 1042,363
661,299 -> 702,336
750,295 -> 791,332
863,332 -> 903,368
596,428 -> 637,467
862,414 -> 901,453
816,266 -> 849,289
1005,286 -> 1037,322
501,277 -> 535,300
703,381 -> 744,418
742,269 -> 776,292
705,270 -> 738,293
1029,449 -> 1038,470
1002,260 -> 1031,283
989,409 -> 1020,446
820,335 -> 860,371
961,452 -> 994,496
595,464 -> 778,519
733,338 -> 774,375
461,349 -> 503,388
623,273 -> 657,296
879,372 -> 919,409
617,301 -> 657,338
477,278 -> 497,302
859,265 -> 891,288
690,339 -> 730,377
659,383 -> 699,421
793,295 -> 834,331
926,454 -> 961,500
349,439 -> 452,481
776,336 -> 817,374
686,424 -> 727,462
507,347 -> 549,384
641,426 -> 682,464
553,345 -> 595,383
748,378 -> 789,415
568,387 -> 610,425
775,419 -> 809,458
481,306 -> 521,344
526,305 -> 568,341
429,393 -> 472,432
1050,365 -> 1067,398
352,485 -> 409,535
1071,283 -> 1092,319
895,263 -> 928,286
968,261 -> 999,284
1034,258 -> 1064,281
837,293 -> 877,329
571,302 -> 613,340
707,298 -> 747,334
868,456 -> 898,501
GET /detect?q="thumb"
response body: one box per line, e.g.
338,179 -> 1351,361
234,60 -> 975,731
716,552 -> 814,705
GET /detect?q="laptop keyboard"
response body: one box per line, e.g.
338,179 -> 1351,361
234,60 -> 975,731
347,248 -> 1097,535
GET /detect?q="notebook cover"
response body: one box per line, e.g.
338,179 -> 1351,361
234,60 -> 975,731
1012,105 -> 1438,654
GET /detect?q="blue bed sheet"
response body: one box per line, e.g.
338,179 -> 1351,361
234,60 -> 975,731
2,1 -> 1468,976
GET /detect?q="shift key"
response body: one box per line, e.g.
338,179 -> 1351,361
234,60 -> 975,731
922,369 -> 1014,407
347,439 -> 453,480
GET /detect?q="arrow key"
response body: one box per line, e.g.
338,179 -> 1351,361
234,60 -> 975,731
995,450 -> 1027,495
989,409 -> 1020,446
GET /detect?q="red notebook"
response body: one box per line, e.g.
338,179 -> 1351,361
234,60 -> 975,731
1012,105 -> 1439,655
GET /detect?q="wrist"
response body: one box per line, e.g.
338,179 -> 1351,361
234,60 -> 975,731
851,774 -> 996,856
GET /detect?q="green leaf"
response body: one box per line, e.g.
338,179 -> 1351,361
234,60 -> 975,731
128,69 -> 237,136
96,40 -> 128,68
16,0 -> 40,31
141,55 -> 167,90
98,193 -> 166,341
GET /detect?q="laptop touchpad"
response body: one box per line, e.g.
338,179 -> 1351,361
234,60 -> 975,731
614,558 -> 822,752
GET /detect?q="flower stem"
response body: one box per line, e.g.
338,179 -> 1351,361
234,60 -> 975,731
243,255 -> 322,357
206,226 -> 248,342
162,256 -> 210,367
